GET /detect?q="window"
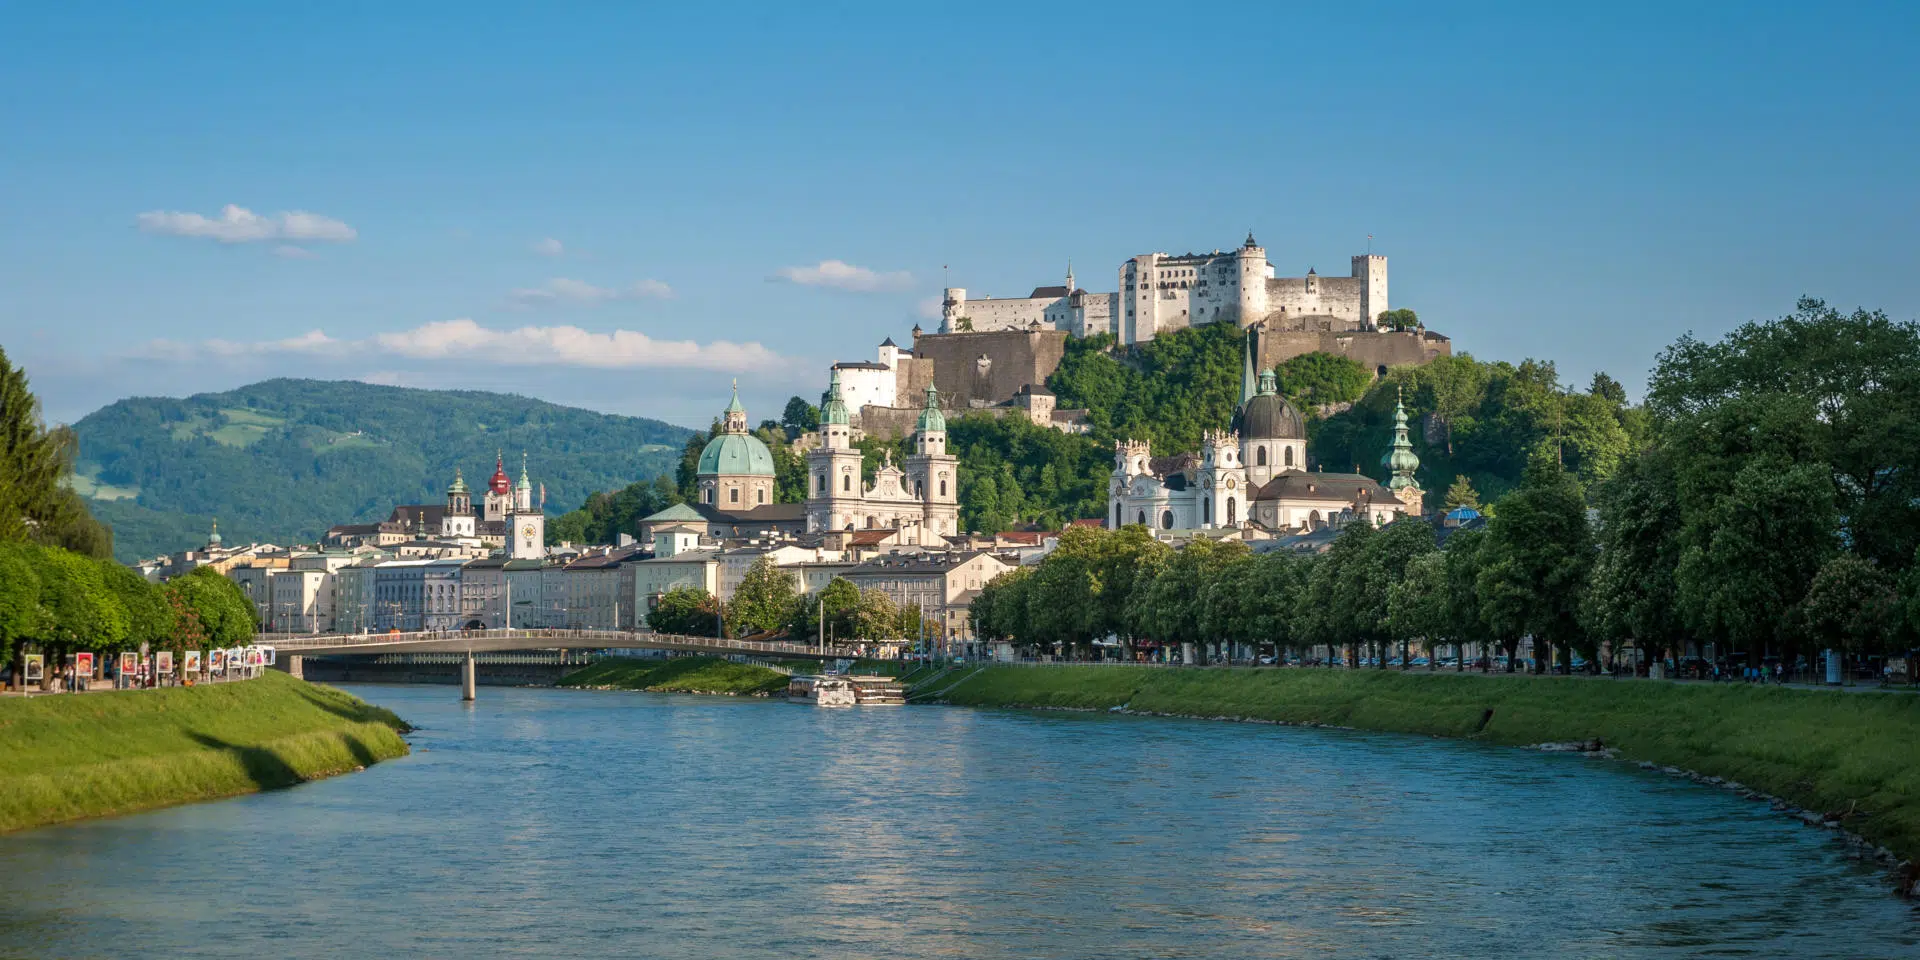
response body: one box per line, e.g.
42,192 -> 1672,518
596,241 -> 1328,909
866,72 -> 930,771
1203,496 -> 1211,522
842,474 -> 851,492
1161,510 -> 1174,530
757,489 -> 766,504
1137,510 -> 1147,526
816,472 -> 825,494
1113,503 -> 1121,527
729,488 -> 739,504
1227,497 -> 1237,526
939,480 -> 947,496
1285,446 -> 1295,467
1257,447 -> 1267,466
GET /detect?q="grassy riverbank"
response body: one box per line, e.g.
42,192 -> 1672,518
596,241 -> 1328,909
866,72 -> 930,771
0,671 -> 410,834
935,666 -> 1920,861
557,656 -> 789,696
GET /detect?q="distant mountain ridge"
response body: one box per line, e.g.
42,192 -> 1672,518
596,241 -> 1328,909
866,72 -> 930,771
70,378 -> 693,562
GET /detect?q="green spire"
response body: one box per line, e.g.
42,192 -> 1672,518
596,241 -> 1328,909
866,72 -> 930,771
207,517 -> 222,547
516,452 -> 532,491
1382,387 -> 1421,491
820,369 -> 850,426
916,383 -> 946,434
725,378 -> 745,415
1257,367 -> 1278,397
448,467 -> 468,495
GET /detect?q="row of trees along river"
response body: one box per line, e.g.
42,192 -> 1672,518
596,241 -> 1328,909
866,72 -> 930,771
972,300 -> 1920,674
0,348 -> 261,682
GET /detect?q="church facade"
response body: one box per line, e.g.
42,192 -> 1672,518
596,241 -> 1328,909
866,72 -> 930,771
1107,336 -> 1423,534
805,371 -> 959,544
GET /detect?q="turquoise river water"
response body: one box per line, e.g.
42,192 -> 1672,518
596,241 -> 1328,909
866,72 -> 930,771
1,683 -> 1915,958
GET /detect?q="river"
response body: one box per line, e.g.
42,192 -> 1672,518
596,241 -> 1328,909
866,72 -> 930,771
1,684 -> 1914,958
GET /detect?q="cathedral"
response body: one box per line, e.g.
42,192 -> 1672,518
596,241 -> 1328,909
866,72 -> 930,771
805,370 -> 959,544
1107,336 -> 1423,533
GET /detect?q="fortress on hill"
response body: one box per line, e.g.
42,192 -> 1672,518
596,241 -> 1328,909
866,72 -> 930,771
835,232 -> 1451,438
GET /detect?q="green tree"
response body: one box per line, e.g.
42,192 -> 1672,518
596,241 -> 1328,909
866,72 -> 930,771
1442,476 -> 1480,511
791,577 -> 861,646
1584,448 -> 1685,672
100,559 -> 174,656
1441,528 -> 1487,670
1675,458 -> 1837,669
1476,455 -> 1593,672
1800,554 -> 1900,661
0,542 -> 46,678
163,566 -> 256,647
780,396 -> 820,436
1274,352 -> 1372,409
0,348 -> 112,558
1376,308 -> 1422,331
1388,551 -> 1448,667
729,557 -> 798,637
647,586 -> 719,636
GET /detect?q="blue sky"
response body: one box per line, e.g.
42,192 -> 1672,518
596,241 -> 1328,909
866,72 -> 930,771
3,2 -> 1915,428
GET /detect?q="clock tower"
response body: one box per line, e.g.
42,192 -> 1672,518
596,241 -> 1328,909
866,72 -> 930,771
507,454 -> 545,559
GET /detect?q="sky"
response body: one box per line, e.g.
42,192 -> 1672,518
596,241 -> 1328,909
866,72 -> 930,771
2,2 -> 1916,428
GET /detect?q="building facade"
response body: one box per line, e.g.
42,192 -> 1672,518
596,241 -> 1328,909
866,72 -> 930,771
941,235 -> 1387,345
806,376 -> 959,543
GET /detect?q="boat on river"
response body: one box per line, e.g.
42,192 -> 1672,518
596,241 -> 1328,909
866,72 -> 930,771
787,674 -> 905,706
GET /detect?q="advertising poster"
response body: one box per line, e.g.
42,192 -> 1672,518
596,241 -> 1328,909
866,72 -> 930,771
210,649 -> 226,671
75,652 -> 94,678
262,647 -> 277,666
24,654 -> 43,682
247,648 -> 264,667
157,651 -> 174,674
120,651 -> 138,674
185,650 -> 201,673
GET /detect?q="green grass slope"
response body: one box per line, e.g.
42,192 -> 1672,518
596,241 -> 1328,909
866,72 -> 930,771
0,671 -> 410,833
70,378 -> 693,561
557,657 -> 789,696
936,666 -> 1920,861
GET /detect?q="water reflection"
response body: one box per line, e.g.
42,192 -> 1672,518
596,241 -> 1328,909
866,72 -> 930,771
0,684 -> 1913,959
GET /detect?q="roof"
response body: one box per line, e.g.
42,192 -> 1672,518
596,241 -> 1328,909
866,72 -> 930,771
879,337 -> 897,347
1068,518 -> 1105,528
1029,285 -> 1070,299
696,502 -> 808,523
503,559 -> 546,571
840,550 -> 1008,577
641,503 -> 706,524
847,530 -> 898,546
698,432 -> 776,477
995,531 -> 1045,545
1015,383 -> 1054,397
1253,470 -> 1392,503
832,361 -> 891,371
635,549 -> 721,565
1235,393 -> 1307,441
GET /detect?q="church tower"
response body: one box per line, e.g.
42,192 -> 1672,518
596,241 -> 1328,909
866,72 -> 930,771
442,468 -> 476,539
806,369 -> 864,533
1199,429 -> 1246,528
1381,388 -> 1424,517
905,383 -> 958,542
507,453 -> 545,559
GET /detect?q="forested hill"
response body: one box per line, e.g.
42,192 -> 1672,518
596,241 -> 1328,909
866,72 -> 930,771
69,379 -> 692,562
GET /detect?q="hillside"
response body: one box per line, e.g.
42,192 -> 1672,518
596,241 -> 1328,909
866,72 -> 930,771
70,379 -> 691,562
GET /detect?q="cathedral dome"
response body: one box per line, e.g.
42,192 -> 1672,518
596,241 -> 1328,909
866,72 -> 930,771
1234,393 -> 1305,441
697,432 -> 776,477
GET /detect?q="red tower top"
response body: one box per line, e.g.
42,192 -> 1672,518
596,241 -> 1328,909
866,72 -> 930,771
488,454 -> 511,494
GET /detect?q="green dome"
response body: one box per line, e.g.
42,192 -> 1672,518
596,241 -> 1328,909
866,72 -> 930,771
698,432 -> 776,477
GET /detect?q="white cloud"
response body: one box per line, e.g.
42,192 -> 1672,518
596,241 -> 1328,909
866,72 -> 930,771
135,320 -> 778,373
771,259 -> 913,293
505,277 -> 674,307
135,204 -> 357,244
533,237 -> 565,257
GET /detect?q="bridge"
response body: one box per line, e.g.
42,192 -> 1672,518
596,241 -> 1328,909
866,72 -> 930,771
256,628 -> 860,700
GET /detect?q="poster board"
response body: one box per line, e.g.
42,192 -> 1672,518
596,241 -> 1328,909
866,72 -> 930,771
210,649 -> 227,672
75,652 -> 94,678
120,651 -> 138,674
246,648 -> 264,668
23,654 -> 43,682
185,650 -> 201,674
261,647 -> 277,667
157,651 -> 174,675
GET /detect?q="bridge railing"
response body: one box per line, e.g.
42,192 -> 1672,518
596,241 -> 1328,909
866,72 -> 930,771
255,627 -> 861,660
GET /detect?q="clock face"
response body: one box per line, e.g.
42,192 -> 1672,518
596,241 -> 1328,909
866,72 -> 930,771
521,524 -> 536,539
